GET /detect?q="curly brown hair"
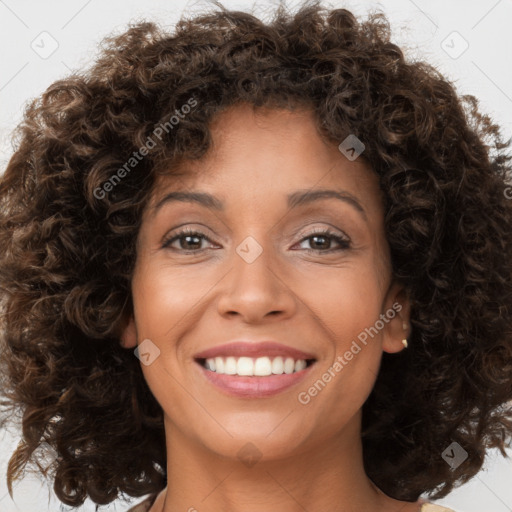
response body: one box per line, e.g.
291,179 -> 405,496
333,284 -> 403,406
1,0 -> 512,507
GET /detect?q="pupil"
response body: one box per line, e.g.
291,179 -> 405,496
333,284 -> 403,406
312,235 -> 329,249
184,235 -> 200,249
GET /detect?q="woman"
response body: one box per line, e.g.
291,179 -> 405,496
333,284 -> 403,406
1,2 -> 511,511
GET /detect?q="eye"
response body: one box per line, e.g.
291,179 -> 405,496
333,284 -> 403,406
162,227 -> 351,254
162,228 -> 216,253
294,228 -> 351,253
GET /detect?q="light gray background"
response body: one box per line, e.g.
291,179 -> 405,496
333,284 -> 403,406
1,0 -> 511,511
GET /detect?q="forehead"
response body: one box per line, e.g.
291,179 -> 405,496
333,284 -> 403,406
148,104 -> 382,213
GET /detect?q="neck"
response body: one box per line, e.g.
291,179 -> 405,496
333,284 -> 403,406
154,412 -> 404,512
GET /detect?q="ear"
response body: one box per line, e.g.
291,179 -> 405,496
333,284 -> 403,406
381,280 -> 411,354
118,313 -> 138,349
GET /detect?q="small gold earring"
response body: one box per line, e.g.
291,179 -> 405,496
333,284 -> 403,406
402,339 -> 408,349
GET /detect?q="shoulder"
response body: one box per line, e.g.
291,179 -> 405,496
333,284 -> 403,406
421,503 -> 457,512
125,493 -> 158,512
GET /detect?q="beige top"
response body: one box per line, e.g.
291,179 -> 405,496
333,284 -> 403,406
421,505 -> 456,512
125,494 -> 456,512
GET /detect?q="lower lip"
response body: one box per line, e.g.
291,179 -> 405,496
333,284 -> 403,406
196,361 -> 315,398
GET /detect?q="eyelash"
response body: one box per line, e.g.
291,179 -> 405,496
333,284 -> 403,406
161,227 -> 351,254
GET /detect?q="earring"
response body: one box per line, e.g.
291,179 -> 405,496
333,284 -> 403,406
402,321 -> 408,348
402,338 -> 408,349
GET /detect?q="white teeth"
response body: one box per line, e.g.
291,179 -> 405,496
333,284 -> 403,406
294,359 -> 307,372
237,357 -> 253,376
284,357 -> 295,374
215,357 -> 224,373
271,356 -> 284,374
203,356 -> 311,376
224,356 -> 237,374
254,356 -> 272,376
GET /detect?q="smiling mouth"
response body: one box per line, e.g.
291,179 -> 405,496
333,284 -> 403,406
195,356 -> 316,377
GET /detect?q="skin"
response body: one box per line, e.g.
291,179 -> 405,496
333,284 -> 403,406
120,103 -> 421,512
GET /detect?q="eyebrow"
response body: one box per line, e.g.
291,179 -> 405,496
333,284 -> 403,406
152,189 -> 367,220
153,191 -> 223,213
287,189 -> 367,220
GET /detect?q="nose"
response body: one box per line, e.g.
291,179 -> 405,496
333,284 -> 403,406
217,238 -> 297,323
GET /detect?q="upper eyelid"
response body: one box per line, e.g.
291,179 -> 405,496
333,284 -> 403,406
166,224 -> 349,239
295,225 -> 349,237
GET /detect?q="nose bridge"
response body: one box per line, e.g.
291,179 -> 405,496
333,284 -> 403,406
216,229 -> 295,320
233,231 -> 279,291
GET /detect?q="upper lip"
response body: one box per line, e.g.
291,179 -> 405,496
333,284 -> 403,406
194,341 -> 316,361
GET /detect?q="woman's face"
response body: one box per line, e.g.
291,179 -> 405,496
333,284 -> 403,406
121,103 -> 409,461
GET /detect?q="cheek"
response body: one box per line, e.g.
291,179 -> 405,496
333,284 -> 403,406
132,262 -> 204,334
298,262 -> 385,398
131,265 -> 198,417
298,261 -> 385,341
